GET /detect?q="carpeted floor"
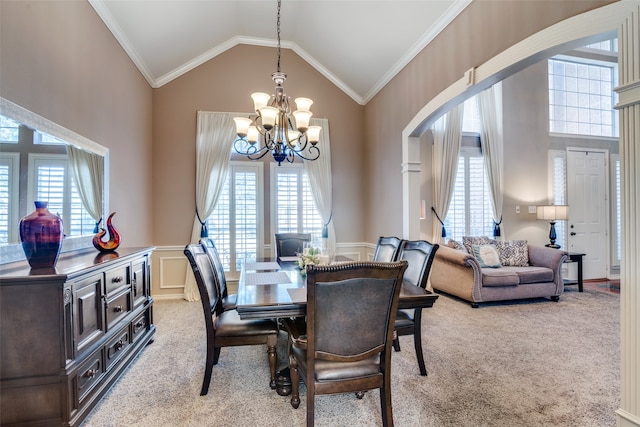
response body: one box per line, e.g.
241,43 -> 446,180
81,287 -> 620,427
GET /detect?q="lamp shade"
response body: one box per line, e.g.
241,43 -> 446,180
536,205 -> 569,221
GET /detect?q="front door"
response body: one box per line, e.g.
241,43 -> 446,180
566,149 -> 608,280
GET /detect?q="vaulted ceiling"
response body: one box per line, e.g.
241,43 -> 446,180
89,0 -> 471,104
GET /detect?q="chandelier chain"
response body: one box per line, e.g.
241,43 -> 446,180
276,0 -> 281,73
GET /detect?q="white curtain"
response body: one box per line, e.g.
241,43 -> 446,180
477,83 -> 504,238
183,111 -> 236,301
431,104 -> 464,244
67,145 -> 104,227
304,118 -> 335,255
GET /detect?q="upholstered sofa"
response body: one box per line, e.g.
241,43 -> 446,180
430,238 -> 568,307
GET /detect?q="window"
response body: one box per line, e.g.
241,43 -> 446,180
612,155 -> 621,266
548,56 -> 618,137
0,153 -> 19,243
28,154 -> 95,237
270,163 -> 323,243
444,147 -> 494,242
549,151 -> 567,249
0,115 -> 20,143
206,162 -> 263,277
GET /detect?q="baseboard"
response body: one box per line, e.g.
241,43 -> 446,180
617,409 -> 640,427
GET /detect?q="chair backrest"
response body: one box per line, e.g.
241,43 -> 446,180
184,244 -> 222,321
397,240 -> 439,289
201,238 -> 228,298
372,236 -> 404,262
274,233 -> 311,258
305,261 -> 407,363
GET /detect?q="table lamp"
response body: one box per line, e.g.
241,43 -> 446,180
536,205 -> 569,249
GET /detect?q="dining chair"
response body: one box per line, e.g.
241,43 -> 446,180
200,237 -> 236,311
184,244 -> 278,395
372,236 -> 404,262
393,240 -> 439,376
274,233 -> 311,259
286,261 -> 408,427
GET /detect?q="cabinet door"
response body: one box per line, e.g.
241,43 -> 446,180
73,274 -> 104,356
131,258 -> 147,307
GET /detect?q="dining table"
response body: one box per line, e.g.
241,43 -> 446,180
236,256 -> 440,395
236,256 -> 439,320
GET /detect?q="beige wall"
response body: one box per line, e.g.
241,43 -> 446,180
152,45 -> 365,247
363,0 -> 616,242
0,0 -> 154,247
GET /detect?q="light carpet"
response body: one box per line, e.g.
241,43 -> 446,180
81,288 -> 619,427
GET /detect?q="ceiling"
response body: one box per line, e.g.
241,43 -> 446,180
88,0 -> 471,105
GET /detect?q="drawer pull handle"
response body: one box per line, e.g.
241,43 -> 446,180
84,369 -> 98,379
112,276 -> 124,283
135,320 -> 146,329
113,305 -> 123,313
115,340 -> 124,351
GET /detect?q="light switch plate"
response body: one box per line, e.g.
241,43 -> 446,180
528,206 -> 537,214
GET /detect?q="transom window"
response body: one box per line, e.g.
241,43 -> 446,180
548,56 -> 618,137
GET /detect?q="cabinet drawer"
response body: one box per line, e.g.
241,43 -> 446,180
105,327 -> 131,370
105,264 -> 130,296
105,290 -> 131,331
131,311 -> 149,343
75,348 -> 104,404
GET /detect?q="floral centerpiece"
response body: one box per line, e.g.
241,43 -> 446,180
297,247 -> 322,275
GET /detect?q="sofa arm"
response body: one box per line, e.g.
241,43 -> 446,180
528,244 -> 568,269
528,244 -> 569,293
430,245 -> 484,302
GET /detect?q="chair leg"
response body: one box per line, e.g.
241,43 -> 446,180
392,330 -> 401,352
307,385 -> 315,427
379,376 -> 394,427
267,335 -> 277,389
413,309 -> 427,376
201,342 -> 215,396
290,357 -> 300,409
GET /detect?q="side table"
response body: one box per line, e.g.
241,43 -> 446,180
564,252 -> 585,292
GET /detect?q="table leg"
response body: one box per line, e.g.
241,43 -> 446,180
577,256 -> 583,292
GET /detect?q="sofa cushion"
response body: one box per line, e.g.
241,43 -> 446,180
481,268 -> 520,287
496,240 -> 529,267
508,266 -> 554,284
472,244 -> 502,268
463,236 -> 492,255
447,239 -> 467,253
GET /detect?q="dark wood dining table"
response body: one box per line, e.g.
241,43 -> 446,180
236,257 -> 439,320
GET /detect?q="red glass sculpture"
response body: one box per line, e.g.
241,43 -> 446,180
93,212 -> 120,252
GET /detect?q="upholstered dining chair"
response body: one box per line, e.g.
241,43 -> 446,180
393,240 -> 439,376
200,238 -> 236,311
184,244 -> 278,395
287,261 -> 408,427
274,233 -> 311,259
373,236 -> 404,262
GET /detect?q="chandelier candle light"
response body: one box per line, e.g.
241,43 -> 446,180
233,0 -> 321,165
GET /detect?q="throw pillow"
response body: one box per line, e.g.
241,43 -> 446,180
463,236 -> 493,255
447,239 -> 467,253
496,240 -> 529,266
472,244 -> 502,268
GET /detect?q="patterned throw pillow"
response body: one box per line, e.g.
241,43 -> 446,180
495,240 -> 529,266
462,236 -> 493,255
472,244 -> 502,268
447,239 -> 467,253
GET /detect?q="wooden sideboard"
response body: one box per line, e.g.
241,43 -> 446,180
0,247 -> 156,426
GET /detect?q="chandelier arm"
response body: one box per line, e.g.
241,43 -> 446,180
234,138 -> 271,159
290,145 -> 320,162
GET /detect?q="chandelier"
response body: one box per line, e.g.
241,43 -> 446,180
233,0 -> 321,165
